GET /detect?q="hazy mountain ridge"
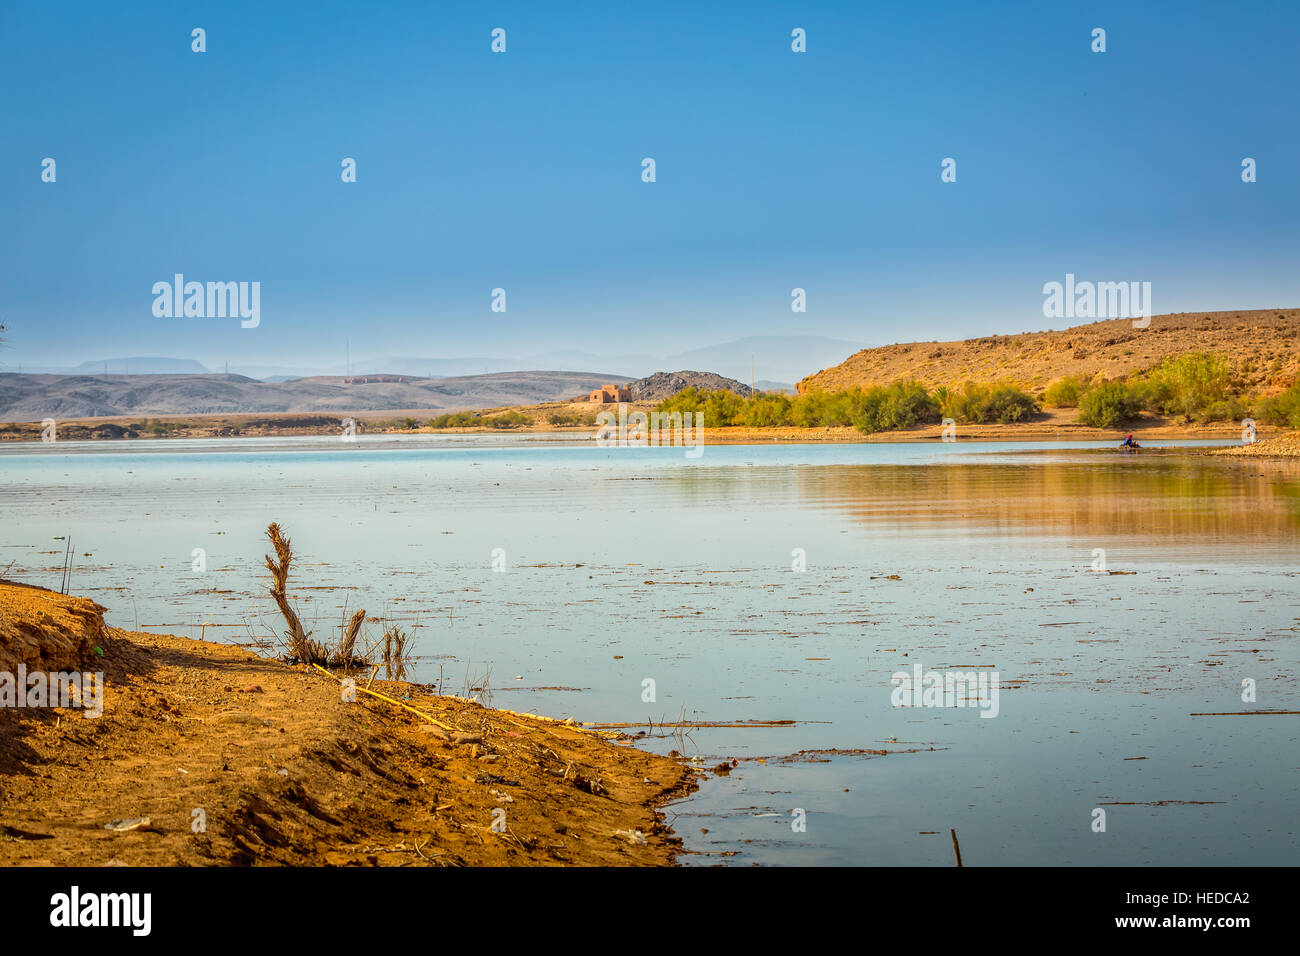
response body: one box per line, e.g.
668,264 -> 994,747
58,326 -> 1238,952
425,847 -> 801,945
9,336 -> 862,387
0,371 -> 631,422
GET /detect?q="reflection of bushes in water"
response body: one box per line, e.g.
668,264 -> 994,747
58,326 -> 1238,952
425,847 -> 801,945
801,462 -> 1300,541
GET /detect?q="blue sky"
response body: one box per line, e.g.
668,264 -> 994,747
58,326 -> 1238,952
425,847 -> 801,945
2,0 -> 1297,370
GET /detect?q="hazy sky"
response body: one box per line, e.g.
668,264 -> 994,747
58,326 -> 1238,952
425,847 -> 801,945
2,0 -> 1297,369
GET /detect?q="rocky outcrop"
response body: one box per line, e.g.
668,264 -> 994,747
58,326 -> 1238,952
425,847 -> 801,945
625,370 -> 754,402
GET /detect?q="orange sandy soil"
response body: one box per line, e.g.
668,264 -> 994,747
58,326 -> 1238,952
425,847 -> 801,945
0,583 -> 695,866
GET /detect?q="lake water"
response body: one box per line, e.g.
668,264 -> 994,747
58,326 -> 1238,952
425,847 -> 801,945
2,435 -> 1297,865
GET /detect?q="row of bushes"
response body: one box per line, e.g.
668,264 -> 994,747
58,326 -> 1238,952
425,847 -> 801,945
382,409 -> 596,430
397,347 -> 1300,434
425,410 -> 533,429
1258,383 -> 1300,428
1043,352 -> 1266,427
656,382 -> 1041,434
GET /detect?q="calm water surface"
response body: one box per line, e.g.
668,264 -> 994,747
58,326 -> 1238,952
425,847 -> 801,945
2,435 -> 1296,865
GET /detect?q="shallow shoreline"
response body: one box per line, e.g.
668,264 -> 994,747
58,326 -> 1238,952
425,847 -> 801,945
0,413 -> 1274,446
0,582 -> 697,866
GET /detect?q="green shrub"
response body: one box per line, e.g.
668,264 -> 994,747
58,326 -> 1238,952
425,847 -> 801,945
1078,381 -> 1143,427
979,385 -> 1040,423
482,411 -> 531,428
740,393 -> 793,427
1258,382 -> 1300,428
1043,376 -> 1086,408
658,387 -> 748,426
852,381 -> 942,433
428,411 -> 479,428
1198,396 -> 1249,423
658,383 -> 940,433
546,410 -> 588,426
940,383 -> 987,423
1145,351 -> 1231,420
939,382 -> 1039,424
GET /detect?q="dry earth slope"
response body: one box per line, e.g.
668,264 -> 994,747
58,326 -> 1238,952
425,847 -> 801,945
797,309 -> 1300,394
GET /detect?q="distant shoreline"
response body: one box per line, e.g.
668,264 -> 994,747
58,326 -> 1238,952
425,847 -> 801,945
0,408 -> 1272,445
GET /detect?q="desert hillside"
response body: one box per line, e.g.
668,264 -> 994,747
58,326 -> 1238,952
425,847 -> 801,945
798,310 -> 1300,395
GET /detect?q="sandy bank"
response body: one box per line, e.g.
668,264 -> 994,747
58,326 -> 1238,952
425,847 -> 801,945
1211,433 -> 1300,459
0,582 -> 695,866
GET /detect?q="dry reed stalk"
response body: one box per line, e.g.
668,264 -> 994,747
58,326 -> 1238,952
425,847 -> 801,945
382,625 -> 407,680
336,609 -> 366,666
264,523 -> 312,661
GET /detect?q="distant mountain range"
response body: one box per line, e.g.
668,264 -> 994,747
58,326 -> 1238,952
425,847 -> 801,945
0,371 -> 632,422
71,358 -> 210,375
6,336 -> 864,388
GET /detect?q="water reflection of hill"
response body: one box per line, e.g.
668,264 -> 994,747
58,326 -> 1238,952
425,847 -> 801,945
808,460 -> 1300,543
661,457 -> 1300,545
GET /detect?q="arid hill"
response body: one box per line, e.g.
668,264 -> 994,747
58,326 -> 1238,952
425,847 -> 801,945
797,309 -> 1300,395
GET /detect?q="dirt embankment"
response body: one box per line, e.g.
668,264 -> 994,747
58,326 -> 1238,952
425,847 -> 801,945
797,309 -> 1300,394
1212,433 -> 1300,458
0,580 -> 106,674
0,582 -> 695,866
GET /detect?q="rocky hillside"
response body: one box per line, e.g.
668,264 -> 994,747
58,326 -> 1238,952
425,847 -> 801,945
625,370 -> 754,401
798,309 -> 1300,395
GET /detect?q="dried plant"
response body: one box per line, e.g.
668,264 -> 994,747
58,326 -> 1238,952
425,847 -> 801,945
382,626 -> 408,680
263,522 -> 369,668
264,523 -> 313,661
